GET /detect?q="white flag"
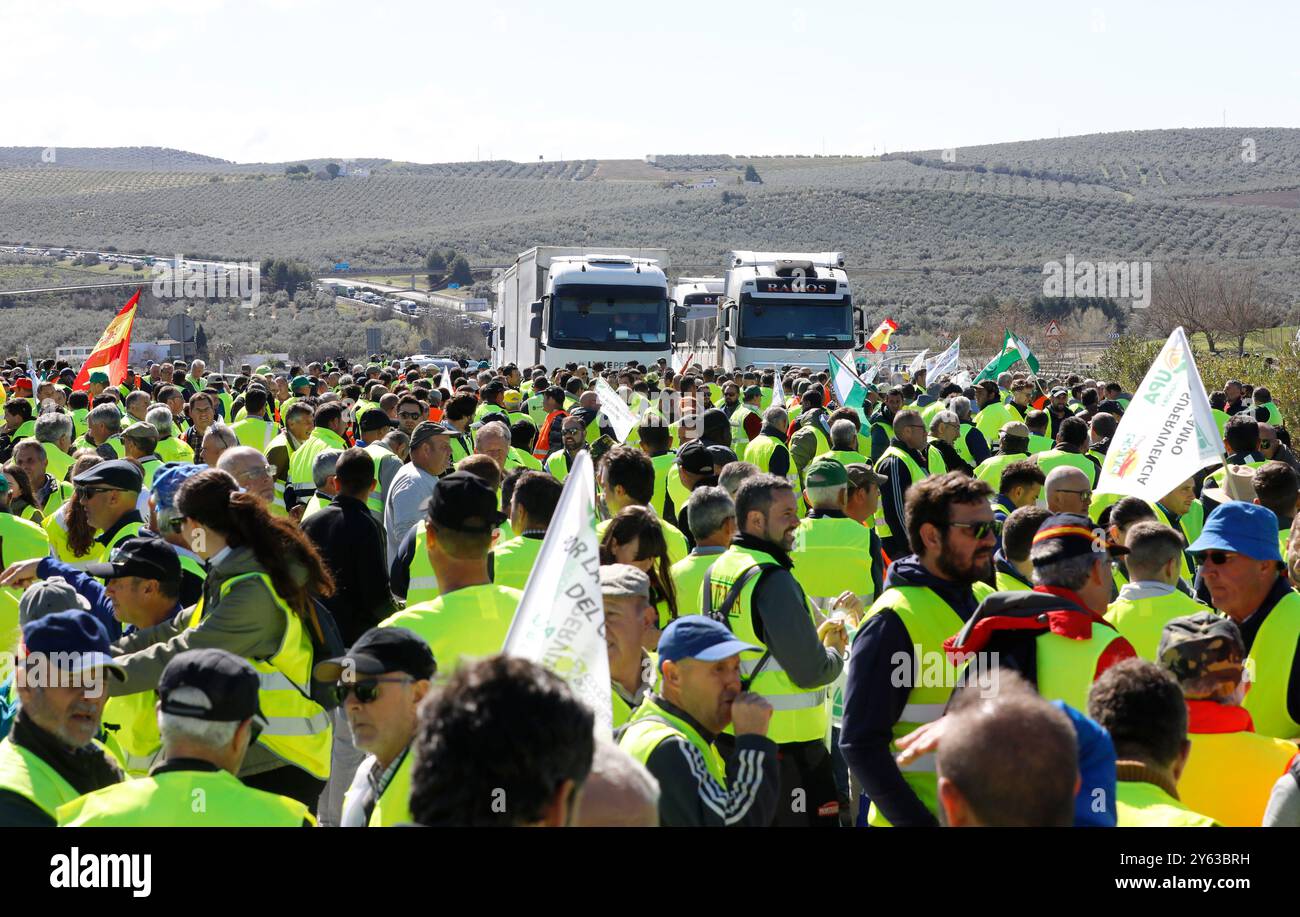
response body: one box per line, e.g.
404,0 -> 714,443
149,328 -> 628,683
771,369 -> 785,406
925,337 -> 961,379
501,451 -> 612,735
1094,327 -> 1223,504
593,377 -> 637,442
907,349 -> 929,377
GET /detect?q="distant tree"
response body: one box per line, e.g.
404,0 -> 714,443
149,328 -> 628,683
448,255 -> 473,287
285,164 -> 310,175
325,163 -> 340,179
424,248 -> 447,285
744,164 -> 763,183
195,324 -> 209,360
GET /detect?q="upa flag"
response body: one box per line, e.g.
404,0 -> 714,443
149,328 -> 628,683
925,336 -> 961,380
72,290 -> 140,391
501,450 -> 612,735
594,377 -> 637,442
975,330 -> 1039,382
1094,327 -> 1222,504
907,349 -> 929,377
864,318 -> 898,353
828,351 -> 869,423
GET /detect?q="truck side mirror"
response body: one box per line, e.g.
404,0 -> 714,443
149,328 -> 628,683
530,299 -> 544,316
498,326 -> 506,344
529,315 -> 542,339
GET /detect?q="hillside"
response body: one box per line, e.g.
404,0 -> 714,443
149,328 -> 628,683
3,129 -> 1300,356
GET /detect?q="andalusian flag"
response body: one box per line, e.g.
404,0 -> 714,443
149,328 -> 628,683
72,290 -> 140,391
975,330 -> 1039,382
828,351 -> 869,424
864,318 -> 898,353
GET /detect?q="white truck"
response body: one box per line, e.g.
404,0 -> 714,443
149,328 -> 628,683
713,251 -> 865,370
492,246 -> 675,368
670,277 -> 724,367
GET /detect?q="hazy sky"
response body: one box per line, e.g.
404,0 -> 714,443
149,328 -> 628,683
2,0 -> 1297,164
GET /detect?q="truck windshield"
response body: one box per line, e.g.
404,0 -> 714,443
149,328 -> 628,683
739,296 -> 853,346
551,283 -> 669,349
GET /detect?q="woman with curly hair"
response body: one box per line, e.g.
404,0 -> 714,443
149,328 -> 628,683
111,468 -> 336,809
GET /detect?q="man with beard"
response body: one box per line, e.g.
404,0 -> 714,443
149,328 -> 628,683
839,472 -> 997,827
704,474 -> 847,826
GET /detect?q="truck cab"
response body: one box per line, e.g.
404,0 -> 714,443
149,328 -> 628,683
718,251 -> 864,370
671,277 -> 724,366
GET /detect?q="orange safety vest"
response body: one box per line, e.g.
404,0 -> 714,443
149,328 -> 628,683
533,409 -> 565,460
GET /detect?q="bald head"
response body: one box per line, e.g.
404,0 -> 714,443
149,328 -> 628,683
579,391 -> 600,410
217,445 -> 276,503
1044,466 -> 1091,515
573,738 -> 660,827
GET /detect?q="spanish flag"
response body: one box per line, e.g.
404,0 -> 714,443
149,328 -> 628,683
72,289 -> 141,391
864,318 -> 898,353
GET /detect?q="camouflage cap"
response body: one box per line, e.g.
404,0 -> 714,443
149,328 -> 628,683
1157,612 -> 1245,698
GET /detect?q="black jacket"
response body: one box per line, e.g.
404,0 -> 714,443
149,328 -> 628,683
0,711 -> 123,827
301,493 -> 397,645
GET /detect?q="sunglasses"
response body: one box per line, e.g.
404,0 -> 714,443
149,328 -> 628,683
75,486 -> 121,498
333,676 -> 413,705
948,519 -> 1002,540
1056,489 -> 1093,499
398,411 -> 423,420
1202,551 -> 1238,566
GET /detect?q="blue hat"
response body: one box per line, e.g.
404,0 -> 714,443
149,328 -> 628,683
1187,502 -> 1283,563
21,610 -> 125,680
151,462 -> 207,512
657,617 -> 761,665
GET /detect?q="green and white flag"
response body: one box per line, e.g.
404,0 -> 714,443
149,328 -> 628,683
975,330 -> 1039,382
1094,327 -> 1222,504
828,351 -> 869,423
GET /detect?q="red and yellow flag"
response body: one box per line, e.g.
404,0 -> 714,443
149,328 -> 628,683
72,289 -> 140,391
864,318 -> 898,353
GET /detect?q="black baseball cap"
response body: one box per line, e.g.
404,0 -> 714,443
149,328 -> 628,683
158,648 -> 265,725
677,439 -> 717,477
313,626 -> 437,683
427,471 -> 506,533
73,458 -> 144,493
85,535 -> 182,587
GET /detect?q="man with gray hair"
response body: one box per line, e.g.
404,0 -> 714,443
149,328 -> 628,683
946,394 -> 990,467
946,512 -> 1136,710
300,448 -> 343,522
121,421 -> 162,485
603,564 -> 657,730
124,390 -> 151,424
79,404 -> 125,460
927,409 -> 971,476
199,421 -> 239,468
670,486 -> 737,618
1103,522 -> 1203,661
57,648 -> 313,826
742,407 -> 796,487
826,419 -> 867,466
147,404 -> 194,463
717,461 -> 758,499
217,445 -> 284,516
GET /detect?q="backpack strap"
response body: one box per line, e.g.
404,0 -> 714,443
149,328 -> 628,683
701,563 -> 772,690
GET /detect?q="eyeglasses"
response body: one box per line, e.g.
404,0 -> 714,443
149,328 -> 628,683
1056,489 -> 1093,500
75,486 -> 121,499
948,519 -> 1002,540
398,411 -> 422,420
333,676 -> 413,705
1201,551 -> 1238,566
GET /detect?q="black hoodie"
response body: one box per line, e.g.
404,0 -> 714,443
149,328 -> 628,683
838,555 -> 985,827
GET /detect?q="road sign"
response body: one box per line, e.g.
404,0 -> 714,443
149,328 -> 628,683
1044,320 -> 1062,339
1047,338 -> 1064,355
366,327 -> 382,355
166,314 -> 196,343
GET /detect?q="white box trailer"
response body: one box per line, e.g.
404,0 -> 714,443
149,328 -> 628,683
492,246 -> 674,369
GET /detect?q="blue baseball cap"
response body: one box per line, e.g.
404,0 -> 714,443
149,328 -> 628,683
1187,501 -> 1283,563
21,610 -> 125,680
657,617 -> 761,665
151,462 -> 207,512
